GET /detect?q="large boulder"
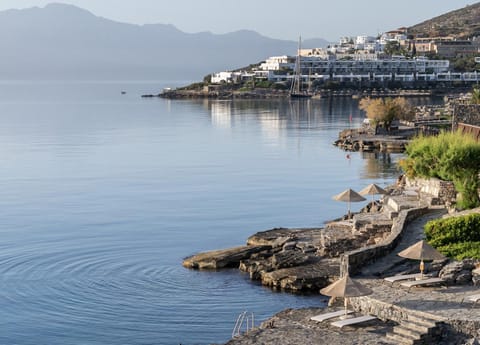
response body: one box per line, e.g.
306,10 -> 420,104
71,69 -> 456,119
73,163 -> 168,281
439,259 -> 476,284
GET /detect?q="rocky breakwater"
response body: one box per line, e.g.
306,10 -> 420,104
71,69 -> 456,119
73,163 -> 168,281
334,127 -> 414,153
183,207 -> 393,292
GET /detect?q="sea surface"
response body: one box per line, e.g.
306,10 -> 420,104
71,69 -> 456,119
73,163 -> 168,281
0,81 -> 428,345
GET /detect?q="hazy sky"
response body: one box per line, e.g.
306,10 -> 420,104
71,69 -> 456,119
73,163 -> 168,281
0,0 -> 475,41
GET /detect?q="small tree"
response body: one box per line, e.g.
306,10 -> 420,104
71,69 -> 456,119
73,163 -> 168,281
203,74 -> 212,84
359,97 -> 414,132
383,41 -> 405,56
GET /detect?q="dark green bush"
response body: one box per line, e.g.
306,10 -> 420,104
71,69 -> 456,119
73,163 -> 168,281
437,242 -> 480,260
254,80 -> 273,89
425,213 -> 480,247
425,214 -> 480,259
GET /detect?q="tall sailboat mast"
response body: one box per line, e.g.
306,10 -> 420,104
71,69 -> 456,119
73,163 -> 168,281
290,36 -> 312,98
292,36 -> 302,95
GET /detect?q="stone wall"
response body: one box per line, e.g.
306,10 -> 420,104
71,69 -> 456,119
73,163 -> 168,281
349,295 -> 480,338
349,295 -> 443,323
406,177 -> 457,205
340,206 -> 429,276
453,104 -> 480,129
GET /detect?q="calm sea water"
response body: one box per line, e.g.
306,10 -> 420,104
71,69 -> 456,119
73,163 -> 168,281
0,81 -> 413,345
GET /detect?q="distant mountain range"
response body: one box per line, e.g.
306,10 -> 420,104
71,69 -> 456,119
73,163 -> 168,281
408,2 -> 480,39
0,3 -> 329,80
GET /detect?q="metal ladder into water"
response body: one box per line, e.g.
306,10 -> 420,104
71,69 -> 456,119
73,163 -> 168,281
232,311 -> 255,338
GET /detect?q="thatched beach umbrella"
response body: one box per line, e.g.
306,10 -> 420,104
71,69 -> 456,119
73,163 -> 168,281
332,188 -> 366,215
320,274 -> 373,315
398,240 -> 446,278
359,183 -> 388,203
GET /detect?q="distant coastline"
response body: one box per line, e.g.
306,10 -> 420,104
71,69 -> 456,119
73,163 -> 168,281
143,85 -> 469,100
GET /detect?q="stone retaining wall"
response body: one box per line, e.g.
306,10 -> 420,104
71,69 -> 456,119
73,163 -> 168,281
349,295 -> 443,323
340,206 -> 429,276
453,104 -> 480,129
406,177 -> 457,205
445,320 -> 480,339
349,295 -> 480,338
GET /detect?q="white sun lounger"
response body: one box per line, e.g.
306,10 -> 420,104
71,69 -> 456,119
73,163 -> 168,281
462,293 -> 480,305
330,315 -> 377,328
400,277 -> 445,292
384,273 -> 429,285
310,310 -> 353,322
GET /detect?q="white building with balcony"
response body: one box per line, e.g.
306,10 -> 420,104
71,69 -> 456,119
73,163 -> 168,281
259,56 -> 294,71
211,71 -> 244,83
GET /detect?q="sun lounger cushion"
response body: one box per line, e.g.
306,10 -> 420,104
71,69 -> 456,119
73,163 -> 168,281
466,294 -> 480,303
400,277 -> 445,291
310,310 -> 353,322
384,273 -> 426,283
331,315 -> 377,328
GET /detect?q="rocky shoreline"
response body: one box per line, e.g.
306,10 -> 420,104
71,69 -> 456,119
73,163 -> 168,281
143,87 -> 465,100
180,95 -> 480,343
208,204 -> 480,345
333,101 -> 455,153
184,179 -> 480,344
183,199 -> 393,292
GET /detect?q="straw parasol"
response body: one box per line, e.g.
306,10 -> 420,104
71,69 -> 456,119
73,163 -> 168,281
320,274 -> 373,315
398,240 -> 446,278
359,183 -> 388,203
332,188 -> 366,216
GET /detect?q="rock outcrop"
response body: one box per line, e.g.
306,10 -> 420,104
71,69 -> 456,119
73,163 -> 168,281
439,259 -> 479,285
183,210 -> 396,291
182,245 -> 271,269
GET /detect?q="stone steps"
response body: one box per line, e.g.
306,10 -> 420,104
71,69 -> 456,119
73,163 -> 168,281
386,314 -> 441,345
406,314 -> 437,328
386,332 -> 419,345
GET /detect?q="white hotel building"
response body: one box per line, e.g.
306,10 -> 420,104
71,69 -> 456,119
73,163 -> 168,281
211,33 -> 479,85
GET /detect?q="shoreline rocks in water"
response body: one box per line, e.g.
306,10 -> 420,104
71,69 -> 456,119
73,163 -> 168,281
186,181 -> 480,344
182,199 -> 398,292
143,86 -> 467,100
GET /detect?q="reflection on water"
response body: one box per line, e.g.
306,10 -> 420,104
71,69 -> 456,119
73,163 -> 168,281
205,98 -> 363,132
203,98 -> 429,181
359,151 -> 403,180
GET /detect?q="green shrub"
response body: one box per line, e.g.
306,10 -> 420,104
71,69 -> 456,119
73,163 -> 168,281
399,130 -> 480,209
425,214 -> 480,247
254,80 -> 273,88
425,214 -> 480,259
437,242 -> 480,260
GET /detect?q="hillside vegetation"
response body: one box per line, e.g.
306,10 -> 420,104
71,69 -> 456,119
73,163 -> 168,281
409,3 -> 480,39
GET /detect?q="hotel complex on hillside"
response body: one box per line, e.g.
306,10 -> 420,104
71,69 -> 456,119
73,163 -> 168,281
211,29 -> 480,86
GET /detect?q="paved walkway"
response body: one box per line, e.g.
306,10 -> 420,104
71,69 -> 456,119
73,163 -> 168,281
360,206 -> 447,277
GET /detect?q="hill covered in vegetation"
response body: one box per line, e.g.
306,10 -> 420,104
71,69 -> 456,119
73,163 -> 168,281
408,2 -> 480,39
